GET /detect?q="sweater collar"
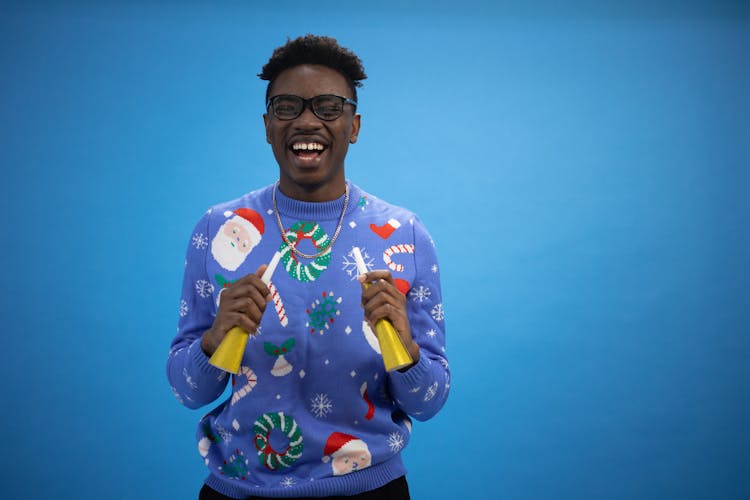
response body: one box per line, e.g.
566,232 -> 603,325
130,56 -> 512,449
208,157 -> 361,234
268,182 -> 363,221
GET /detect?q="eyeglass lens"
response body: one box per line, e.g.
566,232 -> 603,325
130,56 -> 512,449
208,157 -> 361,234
271,95 -> 346,121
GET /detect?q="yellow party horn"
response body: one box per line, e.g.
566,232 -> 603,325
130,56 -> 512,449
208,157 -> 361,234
352,246 -> 413,372
208,251 -> 282,374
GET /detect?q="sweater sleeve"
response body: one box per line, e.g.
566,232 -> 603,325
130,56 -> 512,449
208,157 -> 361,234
166,210 -> 229,409
388,216 -> 450,421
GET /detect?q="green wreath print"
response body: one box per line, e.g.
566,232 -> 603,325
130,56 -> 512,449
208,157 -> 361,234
278,221 -> 331,282
253,412 -> 304,470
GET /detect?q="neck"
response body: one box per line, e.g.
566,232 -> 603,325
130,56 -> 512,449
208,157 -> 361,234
272,182 -> 357,221
278,174 -> 347,202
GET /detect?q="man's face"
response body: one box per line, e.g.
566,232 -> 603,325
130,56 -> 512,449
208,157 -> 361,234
263,64 -> 360,201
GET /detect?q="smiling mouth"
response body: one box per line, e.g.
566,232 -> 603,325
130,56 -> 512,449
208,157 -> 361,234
290,141 -> 327,160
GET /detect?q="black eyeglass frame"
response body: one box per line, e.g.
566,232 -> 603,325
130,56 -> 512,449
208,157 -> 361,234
266,94 -> 358,121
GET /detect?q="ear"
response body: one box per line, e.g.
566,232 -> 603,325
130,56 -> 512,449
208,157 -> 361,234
263,113 -> 271,144
349,113 -> 361,144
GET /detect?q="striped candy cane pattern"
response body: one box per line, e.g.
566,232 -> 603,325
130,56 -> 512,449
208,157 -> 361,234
231,366 -> 258,405
382,244 -> 415,272
268,282 -> 288,326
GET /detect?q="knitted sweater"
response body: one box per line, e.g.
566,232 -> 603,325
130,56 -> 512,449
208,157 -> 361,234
167,182 -> 449,498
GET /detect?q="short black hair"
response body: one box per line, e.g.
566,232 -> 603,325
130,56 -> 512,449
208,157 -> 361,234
259,34 -> 367,103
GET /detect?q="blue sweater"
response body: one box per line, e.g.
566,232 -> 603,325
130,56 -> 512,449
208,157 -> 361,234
167,182 -> 449,498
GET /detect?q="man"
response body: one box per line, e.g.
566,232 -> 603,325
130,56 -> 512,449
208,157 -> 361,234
167,34 -> 449,499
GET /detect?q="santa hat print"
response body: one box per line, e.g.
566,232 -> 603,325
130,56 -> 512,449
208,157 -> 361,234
224,208 -> 265,239
321,432 -> 367,463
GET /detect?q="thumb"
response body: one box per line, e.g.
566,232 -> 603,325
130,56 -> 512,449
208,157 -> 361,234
255,263 -> 272,302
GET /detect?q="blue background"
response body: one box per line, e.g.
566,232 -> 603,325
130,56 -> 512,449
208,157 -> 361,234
1,1 -> 748,498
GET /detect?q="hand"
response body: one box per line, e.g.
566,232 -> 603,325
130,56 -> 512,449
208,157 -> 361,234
201,264 -> 271,356
358,270 -> 420,365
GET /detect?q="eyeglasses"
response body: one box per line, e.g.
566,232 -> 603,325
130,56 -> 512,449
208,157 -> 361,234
266,94 -> 358,121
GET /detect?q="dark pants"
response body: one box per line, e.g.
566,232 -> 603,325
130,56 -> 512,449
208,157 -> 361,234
199,476 -> 410,500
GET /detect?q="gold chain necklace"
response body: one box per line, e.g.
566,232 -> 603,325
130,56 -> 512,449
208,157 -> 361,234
272,181 -> 349,260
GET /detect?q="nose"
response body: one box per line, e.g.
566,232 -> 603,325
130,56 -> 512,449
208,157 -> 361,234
293,103 -> 323,129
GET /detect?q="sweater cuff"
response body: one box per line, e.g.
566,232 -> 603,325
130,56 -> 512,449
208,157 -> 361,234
189,337 -> 225,377
388,348 -> 430,388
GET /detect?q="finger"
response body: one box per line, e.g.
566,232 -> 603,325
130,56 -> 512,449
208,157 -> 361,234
363,293 -> 405,319
233,270 -> 265,286
220,288 -> 268,318
217,312 -> 259,335
255,264 -> 274,300
361,283 -> 404,308
220,280 -> 271,302
358,269 -> 394,285
364,297 -> 406,321
240,294 -> 267,321
365,303 -> 409,337
361,279 -> 403,304
229,271 -> 271,298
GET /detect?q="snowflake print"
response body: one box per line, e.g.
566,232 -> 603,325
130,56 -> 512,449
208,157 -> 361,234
195,279 -> 214,298
431,264 -> 439,273
310,393 -> 333,418
409,286 -> 431,303
183,368 -> 198,390
387,432 -> 405,453
426,328 -> 437,338
281,477 -> 296,488
424,382 -> 439,402
169,346 -> 185,357
342,247 -> 374,280
215,423 -> 232,443
191,232 -> 209,250
179,299 -> 189,317
171,386 -> 184,404
430,303 -> 444,321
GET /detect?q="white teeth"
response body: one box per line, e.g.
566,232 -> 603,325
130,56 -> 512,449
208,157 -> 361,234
292,142 -> 325,151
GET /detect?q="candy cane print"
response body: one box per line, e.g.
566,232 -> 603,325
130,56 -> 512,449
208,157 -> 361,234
382,244 -> 415,272
268,282 -> 288,327
231,366 -> 258,405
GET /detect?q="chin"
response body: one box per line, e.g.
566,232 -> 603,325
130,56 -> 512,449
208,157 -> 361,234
282,166 -> 342,193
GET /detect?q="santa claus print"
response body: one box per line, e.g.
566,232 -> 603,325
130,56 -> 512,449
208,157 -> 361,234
211,208 -> 265,271
321,432 -> 372,476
